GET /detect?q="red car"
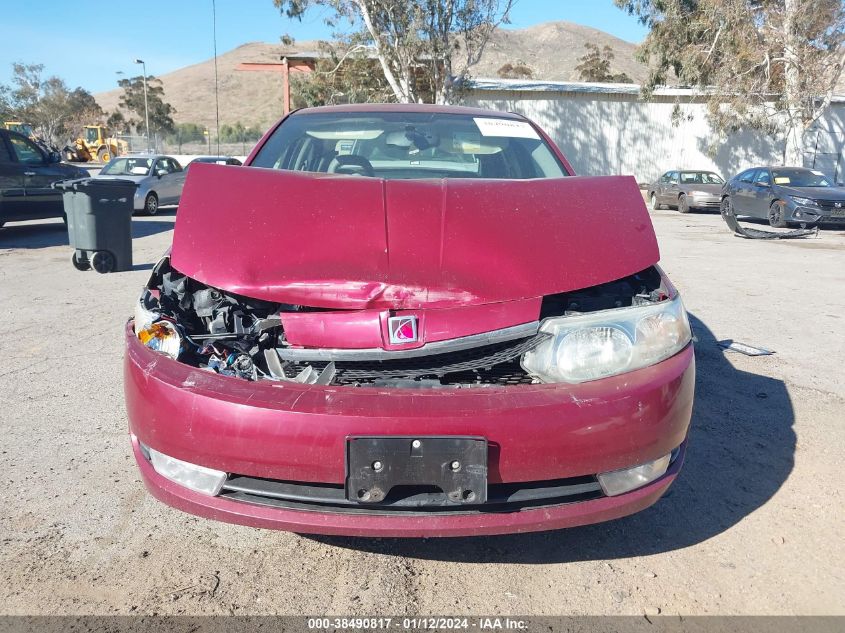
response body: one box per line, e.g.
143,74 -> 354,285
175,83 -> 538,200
125,104 -> 694,537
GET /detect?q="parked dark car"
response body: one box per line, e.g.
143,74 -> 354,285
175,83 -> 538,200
0,129 -> 89,229
126,104 -> 694,537
721,166 -> 845,227
187,156 -> 243,167
648,170 -> 725,213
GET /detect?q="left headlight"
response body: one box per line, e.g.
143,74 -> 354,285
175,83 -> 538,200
134,288 -> 182,360
521,294 -> 691,384
790,196 -> 817,207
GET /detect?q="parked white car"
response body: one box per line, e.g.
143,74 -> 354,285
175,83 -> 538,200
95,155 -> 187,215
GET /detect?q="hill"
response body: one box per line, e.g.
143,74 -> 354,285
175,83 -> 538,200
94,22 -> 648,130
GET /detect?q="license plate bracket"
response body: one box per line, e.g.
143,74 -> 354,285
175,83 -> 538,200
346,436 -> 487,505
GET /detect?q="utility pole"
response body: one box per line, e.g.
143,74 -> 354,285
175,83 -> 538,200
134,59 -> 151,153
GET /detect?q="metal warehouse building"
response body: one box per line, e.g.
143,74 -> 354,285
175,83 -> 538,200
463,79 -> 845,185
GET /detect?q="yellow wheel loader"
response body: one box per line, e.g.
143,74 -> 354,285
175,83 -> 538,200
65,125 -> 129,163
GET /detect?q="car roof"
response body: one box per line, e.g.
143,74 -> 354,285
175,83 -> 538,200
291,103 -> 526,120
118,154 -> 173,160
744,166 -> 809,171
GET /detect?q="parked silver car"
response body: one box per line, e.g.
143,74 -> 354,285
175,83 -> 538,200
648,170 -> 725,213
95,155 -> 187,215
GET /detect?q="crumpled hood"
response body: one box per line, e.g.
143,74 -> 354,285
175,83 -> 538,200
170,163 -> 659,310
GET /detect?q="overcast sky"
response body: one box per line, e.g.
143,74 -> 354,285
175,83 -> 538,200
1,0 -> 648,94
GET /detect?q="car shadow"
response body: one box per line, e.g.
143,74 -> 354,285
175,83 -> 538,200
0,218 -> 174,249
306,313 -> 796,562
0,220 -> 69,248
131,219 -> 176,239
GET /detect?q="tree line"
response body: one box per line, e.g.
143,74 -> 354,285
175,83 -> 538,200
277,0 -> 843,164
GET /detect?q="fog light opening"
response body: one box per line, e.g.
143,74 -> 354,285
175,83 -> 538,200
142,443 -> 227,496
597,453 -> 672,497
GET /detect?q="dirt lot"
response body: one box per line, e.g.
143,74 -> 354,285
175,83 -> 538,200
1,204 -> 843,616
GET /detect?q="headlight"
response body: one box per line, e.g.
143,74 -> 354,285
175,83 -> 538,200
137,320 -> 182,359
521,294 -> 691,383
790,196 -> 816,207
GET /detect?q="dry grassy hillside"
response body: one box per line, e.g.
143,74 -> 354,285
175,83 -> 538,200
470,21 -> 645,82
94,22 -> 647,129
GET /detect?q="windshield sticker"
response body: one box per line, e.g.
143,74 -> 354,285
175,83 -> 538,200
474,117 -> 540,139
811,170 -> 825,176
774,177 -> 791,184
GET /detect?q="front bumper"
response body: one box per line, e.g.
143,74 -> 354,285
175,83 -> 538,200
688,194 -> 721,210
125,322 -> 695,536
789,203 -> 845,224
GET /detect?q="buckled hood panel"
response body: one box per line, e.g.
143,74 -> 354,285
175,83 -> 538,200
171,164 -> 659,310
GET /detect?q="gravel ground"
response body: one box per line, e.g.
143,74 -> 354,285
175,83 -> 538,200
0,203 -> 843,616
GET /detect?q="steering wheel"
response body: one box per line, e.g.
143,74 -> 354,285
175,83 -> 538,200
327,154 -> 375,177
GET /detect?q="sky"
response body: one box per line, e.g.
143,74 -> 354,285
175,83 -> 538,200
1,0 -> 648,95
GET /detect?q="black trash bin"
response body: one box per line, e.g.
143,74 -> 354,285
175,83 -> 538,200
56,178 -> 136,273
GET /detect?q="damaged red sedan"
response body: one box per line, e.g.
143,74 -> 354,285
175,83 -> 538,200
125,104 -> 694,537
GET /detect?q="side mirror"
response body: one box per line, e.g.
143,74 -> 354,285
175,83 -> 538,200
48,151 -> 62,164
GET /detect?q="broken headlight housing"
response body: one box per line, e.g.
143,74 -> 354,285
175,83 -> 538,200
134,288 -> 182,360
521,294 -> 691,384
137,321 -> 182,360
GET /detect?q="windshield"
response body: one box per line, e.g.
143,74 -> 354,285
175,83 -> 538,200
101,157 -> 153,176
680,171 -> 724,185
251,111 -> 567,180
772,169 -> 833,187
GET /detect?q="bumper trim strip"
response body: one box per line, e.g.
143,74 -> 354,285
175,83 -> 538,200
220,473 -> 603,516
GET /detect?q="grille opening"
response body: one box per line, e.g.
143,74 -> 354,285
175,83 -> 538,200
280,337 -> 546,387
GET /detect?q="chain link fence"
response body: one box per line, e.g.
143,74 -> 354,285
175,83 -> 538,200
109,134 -> 256,160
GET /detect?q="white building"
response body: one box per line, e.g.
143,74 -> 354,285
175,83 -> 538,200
463,79 -> 845,185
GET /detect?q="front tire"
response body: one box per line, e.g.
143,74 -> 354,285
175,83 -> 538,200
768,201 -> 787,228
650,193 -> 660,211
144,192 -> 159,216
678,194 -> 690,214
97,147 -> 111,163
